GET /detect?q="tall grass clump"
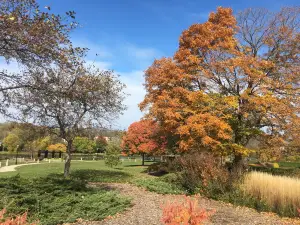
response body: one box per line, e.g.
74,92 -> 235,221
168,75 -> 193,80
242,171 -> 300,217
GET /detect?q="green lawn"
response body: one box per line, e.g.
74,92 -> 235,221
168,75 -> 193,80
0,160 -> 153,180
0,160 -> 158,225
278,161 -> 300,168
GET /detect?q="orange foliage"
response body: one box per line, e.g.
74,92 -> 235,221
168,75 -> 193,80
140,7 -> 300,159
0,209 -> 36,225
121,120 -> 166,155
161,196 -> 213,225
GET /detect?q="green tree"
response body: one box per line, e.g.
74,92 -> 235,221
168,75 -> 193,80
25,136 -> 51,153
3,133 -> 22,152
73,137 -> 96,153
105,142 -> 121,168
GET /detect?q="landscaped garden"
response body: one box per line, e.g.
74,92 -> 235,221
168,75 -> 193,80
0,161 -> 147,225
0,159 -> 300,224
0,0 -> 299,224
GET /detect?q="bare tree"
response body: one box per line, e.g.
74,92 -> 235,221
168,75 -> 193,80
0,0 -> 86,112
11,66 -> 126,177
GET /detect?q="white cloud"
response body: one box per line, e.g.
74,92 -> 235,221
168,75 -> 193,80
122,43 -> 161,68
115,70 -> 146,129
123,44 -> 159,60
85,60 -> 112,70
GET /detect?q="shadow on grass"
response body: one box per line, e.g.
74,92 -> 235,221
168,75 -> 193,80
0,173 -> 131,225
123,164 -> 145,167
71,169 -> 133,183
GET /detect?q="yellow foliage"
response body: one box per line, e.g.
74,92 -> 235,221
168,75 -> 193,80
46,143 -> 66,152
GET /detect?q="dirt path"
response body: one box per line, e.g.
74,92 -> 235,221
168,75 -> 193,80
79,183 -> 299,225
0,163 -> 39,172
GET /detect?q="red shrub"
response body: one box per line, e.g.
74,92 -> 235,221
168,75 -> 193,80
0,209 -> 36,225
161,196 -> 214,225
176,152 -> 230,194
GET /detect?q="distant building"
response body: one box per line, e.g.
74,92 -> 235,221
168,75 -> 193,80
94,136 -> 110,142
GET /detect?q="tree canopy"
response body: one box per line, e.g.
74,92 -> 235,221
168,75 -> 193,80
121,120 -> 166,165
140,7 -> 300,163
73,136 -> 96,153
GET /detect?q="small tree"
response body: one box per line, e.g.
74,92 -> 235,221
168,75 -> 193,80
121,120 -> 166,166
12,66 -> 126,177
105,142 -> 121,167
2,133 -> 21,152
25,136 -> 51,159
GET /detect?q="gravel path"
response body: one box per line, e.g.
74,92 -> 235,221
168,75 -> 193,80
78,183 -> 300,225
0,163 -> 40,172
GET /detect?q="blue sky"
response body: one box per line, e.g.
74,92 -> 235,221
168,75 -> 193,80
2,0 -> 298,129
40,0 -> 300,129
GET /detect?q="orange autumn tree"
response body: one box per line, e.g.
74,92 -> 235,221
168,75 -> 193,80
140,7 -> 300,166
121,120 -> 166,165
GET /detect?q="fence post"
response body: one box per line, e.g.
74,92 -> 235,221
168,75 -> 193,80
6,159 -> 9,166
0,162 -> 1,168
37,159 -> 40,164
49,159 -> 51,163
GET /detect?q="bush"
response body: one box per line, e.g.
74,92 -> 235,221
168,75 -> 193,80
0,175 -> 131,225
159,173 -> 179,184
0,208 -> 36,225
133,178 -> 185,195
174,152 -> 230,195
105,143 -> 121,167
147,162 -> 176,176
161,196 -> 213,225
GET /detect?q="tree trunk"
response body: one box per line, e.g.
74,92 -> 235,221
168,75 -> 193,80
233,153 -> 244,176
142,153 -> 145,166
64,140 -> 73,177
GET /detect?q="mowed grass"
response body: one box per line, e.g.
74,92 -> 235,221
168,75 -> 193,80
278,161 -> 300,168
0,160 -> 154,225
0,160 -> 153,181
242,171 -> 300,217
